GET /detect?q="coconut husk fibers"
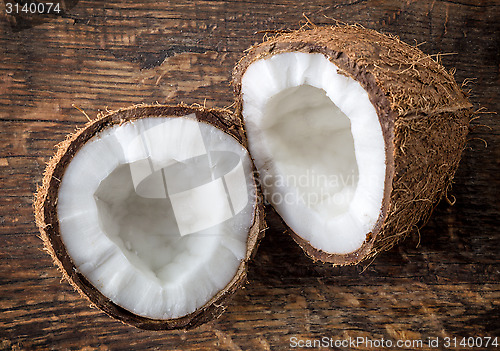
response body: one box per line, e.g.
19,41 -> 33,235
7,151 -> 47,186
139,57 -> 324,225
232,25 -> 472,265
34,104 -> 266,330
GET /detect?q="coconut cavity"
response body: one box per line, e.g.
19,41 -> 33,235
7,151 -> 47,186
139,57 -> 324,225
241,52 -> 386,254
56,115 -> 257,320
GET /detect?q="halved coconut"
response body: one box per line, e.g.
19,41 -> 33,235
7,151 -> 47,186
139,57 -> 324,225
34,105 -> 265,329
233,25 -> 472,265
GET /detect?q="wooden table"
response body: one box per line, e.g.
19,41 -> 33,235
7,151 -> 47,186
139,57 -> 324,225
1,1 -> 498,350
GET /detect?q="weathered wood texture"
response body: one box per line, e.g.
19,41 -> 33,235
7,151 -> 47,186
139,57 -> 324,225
0,0 -> 498,350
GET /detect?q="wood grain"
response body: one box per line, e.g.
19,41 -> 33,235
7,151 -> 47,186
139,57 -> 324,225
0,0 -> 498,350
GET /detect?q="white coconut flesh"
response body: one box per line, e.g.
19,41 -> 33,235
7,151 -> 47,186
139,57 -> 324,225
241,52 -> 386,254
57,115 -> 256,319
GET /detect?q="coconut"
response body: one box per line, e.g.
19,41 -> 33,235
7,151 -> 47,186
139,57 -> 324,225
232,25 -> 472,265
34,104 -> 265,329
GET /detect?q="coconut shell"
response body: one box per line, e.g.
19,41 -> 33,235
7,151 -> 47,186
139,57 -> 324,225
34,104 -> 266,330
232,25 -> 472,265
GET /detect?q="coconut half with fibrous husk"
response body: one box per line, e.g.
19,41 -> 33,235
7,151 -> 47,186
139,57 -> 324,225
34,104 -> 265,330
232,24 -> 472,265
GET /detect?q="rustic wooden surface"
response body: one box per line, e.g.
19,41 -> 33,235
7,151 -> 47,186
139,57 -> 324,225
0,0 -> 499,350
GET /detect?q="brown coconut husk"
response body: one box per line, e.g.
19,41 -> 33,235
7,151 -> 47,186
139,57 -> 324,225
34,104 -> 266,330
232,25 -> 472,265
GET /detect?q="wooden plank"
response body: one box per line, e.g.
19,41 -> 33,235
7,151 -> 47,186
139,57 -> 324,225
0,0 -> 498,349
